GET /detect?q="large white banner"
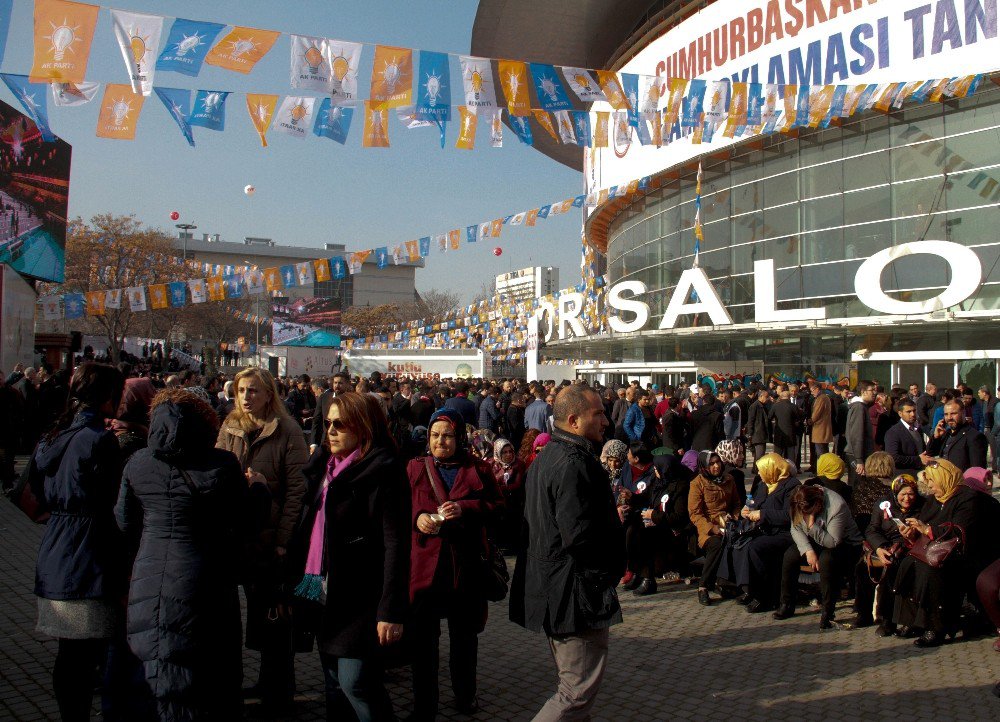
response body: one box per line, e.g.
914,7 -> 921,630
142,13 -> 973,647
589,0 -> 1000,194
111,10 -> 164,96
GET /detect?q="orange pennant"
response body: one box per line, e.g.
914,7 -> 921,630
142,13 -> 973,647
370,45 -> 413,109
498,60 -> 530,116
205,26 -> 280,74
363,102 -> 390,147
207,276 -> 226,301
313,258 -> 331,282
595,71 -> 629,110
525,209 -> 539,227
593,111 -> 610,147
148,284 -> 168,309
405,240 -> 420,262
264,267 -> 283,291
246,93 -> 278,147
490,218 -> 503,237
96,84 -> 145,140
533,110 -> 558,141
30,0 -> 100,84
448,229 -> 461,250
85,290 -> 104,316
455,106 -> 477,149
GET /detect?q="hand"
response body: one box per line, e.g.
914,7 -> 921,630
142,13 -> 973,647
900,525 -> 920,541
749,510 -> 761,523
933,420 -> 946,439
274,545 -> 287,559
377,621 -> 404,646
905,518 -> 929,536
875,547 -> 894,565
854,463 -> 865,476
439,501 -> 462,520
416,513 -> 442,535
805,549 -> 820,572
918,453 -> 933,467
246,467 -> 267,487
641,509 -> 653,521
740,506 -> 752,519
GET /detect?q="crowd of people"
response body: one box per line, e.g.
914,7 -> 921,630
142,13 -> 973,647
6,361 -> 1000,719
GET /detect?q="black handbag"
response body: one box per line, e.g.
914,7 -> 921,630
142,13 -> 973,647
423,459 -> 509,602
724,517 -> 761,551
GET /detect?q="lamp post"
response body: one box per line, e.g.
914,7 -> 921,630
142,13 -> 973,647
175,223 -> 197,263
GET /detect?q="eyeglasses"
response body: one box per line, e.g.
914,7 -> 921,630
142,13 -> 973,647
327,418 -> 350,432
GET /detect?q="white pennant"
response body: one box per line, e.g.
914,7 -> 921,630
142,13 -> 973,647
274,96 -> 315,139
40,296 -> 62,320
188,279 -> 207,304
290,35 -> 337,93
50,81 -> 101,106
111,10 -> 164,96
127,287 -> 147,312
489,108 -> 503,148
561,67 -> 607,103
327,40 -> 363,105
459,55 -> 497,110
105,289 -> 122,310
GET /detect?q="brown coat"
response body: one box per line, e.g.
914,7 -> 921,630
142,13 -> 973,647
810,392 -> 833,443
216,414 -> 308,552
687,473 -> 742,548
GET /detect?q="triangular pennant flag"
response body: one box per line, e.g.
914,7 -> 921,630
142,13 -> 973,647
188,89 -> 228,131
595,70 -> 629,110
459,55 -> 496,110
96,83 -> 145,140
362,102 -> 390,147
509,114 -> 533,145
529,63 -> 572,111
246,93 -> 277,146
50,80 -> 99,106
489,108 -> 503,147
416,50 -> 451,122
555,110 -> 576,144
205,26 -> 281,74
154,87 -> 194,146
456,105 -> 477,149
498,60 -> 530,116
0,74 -> 55,141
533,110 -> 558,141
30,0 -> 100,84
110,9 -> 163,96
156,18 -> 225,77
561,67 -> 606,103
290,35 -> 337,93
313,97 -> 353,144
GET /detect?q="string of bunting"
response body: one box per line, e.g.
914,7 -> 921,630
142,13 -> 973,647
0,0 -> 990,150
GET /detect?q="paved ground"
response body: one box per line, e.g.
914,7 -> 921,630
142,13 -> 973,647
2,472 -> 998,721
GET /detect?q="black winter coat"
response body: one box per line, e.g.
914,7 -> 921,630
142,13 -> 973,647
510,428 -> 625,636
116,401 -> 268,720
293,446 -> 411,658
34,411 -> 126,600
746,401 -> 770,445
689,405 -> 723,452
925,425 -> 989,472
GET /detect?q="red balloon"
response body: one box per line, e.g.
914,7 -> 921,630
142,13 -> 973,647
169,211 -> 180,221
492,247 -> 503,257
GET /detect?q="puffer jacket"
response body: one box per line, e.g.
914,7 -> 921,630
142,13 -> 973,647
34,411 -> 126,600
117,400 -> 269,720
216,413 -> 308,555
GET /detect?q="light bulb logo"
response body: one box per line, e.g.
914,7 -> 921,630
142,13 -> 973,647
424,70 -> 442,108
648,84 -> 661,106
175,32 -> 203,57
538,75 -> 559,103
289,102 -> 308,126
45,19 -> 79,61
129,29 -> 149,70
628,89 -> 638,109
382,56 -> 401,93
228,37 -> 257,60
560,116 -> 573,136
331,49 -> 351,82
469,69 -> 484,100
462,113 -> 473,136
202,92 -> 222,112
574,73 -> 592,92
108,96 -> 133,127
304,45 -> 323,74
370,108 -> 385,141
492,114 -> 501,136
710,90 -> 721,110
254,103 -> 269,125
506,71 -> 520,100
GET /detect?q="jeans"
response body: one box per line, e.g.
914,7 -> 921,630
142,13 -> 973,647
320,654 -> 394,722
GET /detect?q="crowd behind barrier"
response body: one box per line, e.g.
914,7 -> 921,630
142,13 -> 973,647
3,358 -> 1000,719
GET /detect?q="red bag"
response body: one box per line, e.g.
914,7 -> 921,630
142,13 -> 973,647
11,452 -> 49,523
907,522 -> 964,568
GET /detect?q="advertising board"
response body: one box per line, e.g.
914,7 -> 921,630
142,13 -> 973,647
0,263 -> 37,372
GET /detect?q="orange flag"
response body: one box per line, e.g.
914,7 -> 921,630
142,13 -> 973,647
313,258 -> 331,282
593,111 -> 610,147
595,71 -> 629,110
205,26 -> 280,74
490,218 -> 503,237
148,284 -> 168,309
362,102 -> 390,148
85,290 -> 105,316
207,276 -> 226,301
498,60 -> 530,116
533,110 -> 558,141
246,93 -> 278,147
96,84 -> 145,140
525,209 -> 539,227
370,45 -> 413,109
405,240 -> 420,262
448,229 -> 461,250
455,106 -> 477,149
30,0 -> 100,83
264,267 -> 283,291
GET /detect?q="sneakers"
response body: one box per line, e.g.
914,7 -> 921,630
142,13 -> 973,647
619,571 -> 635,588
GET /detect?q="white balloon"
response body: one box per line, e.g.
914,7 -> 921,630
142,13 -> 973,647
244,184 -> 255,196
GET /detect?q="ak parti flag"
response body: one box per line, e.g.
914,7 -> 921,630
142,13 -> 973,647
594,111 -> 610,147
96,83 -> 145,140
207,276 -> 226,301
362,102 -> 390,147
533,110 -> 558,141
405,239 -> 420,262
455,106 -> 477,149
85,290 -> 105,316
264,267 -> 283,291
498,60 -> 530,116
313,258 -> 331,282
246,93 -> 278,146
148,284 -> 169,309
205,26 -> 280,74
448,229 -> 461,250
595,71 -> 630,110
370,45 -> 413,109
30,0 -> 100,84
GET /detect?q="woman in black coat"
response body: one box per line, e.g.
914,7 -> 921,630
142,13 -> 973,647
32,363 -> 127,721
116,388 -> 269,721
291,391 -> 410,721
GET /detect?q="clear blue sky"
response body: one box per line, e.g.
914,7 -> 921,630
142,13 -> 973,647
1,0 -> 583,303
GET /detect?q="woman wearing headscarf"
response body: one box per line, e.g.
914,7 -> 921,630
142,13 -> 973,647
804,452 -> 853,506
715,439 -> 748,506
853,474 -> 923,635
492,437 -> 526,552
774,484 -> 863,629
526,431 -> 551,466
891,457 -> 1000,646
600,439 -> 628,491
406,407 -> 502,719
688,450 -> 743,606
729,453 -> 799,614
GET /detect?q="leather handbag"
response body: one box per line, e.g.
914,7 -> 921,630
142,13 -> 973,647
907,522 -> 964,568
423,458 -> 509,602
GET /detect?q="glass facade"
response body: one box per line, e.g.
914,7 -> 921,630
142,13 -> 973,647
605,83 -> 1000,327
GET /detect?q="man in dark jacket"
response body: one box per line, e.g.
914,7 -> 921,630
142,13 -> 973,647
746,390 -> 771,464
915,382 -> 937,436
883,398 -> 926,475
768,389 -> 802,462
689,396 -> 723,452
505,392 -> 526,453
444,381 -> 478,426
511,385 -> 624,721
478,384 -> 501,432
925,399 -> 989,471
844,381 -> 877,477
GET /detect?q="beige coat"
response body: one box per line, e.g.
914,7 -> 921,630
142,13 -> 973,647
687,473 -> 742,548
216,414 -> 308,551
810,392 -> 834,444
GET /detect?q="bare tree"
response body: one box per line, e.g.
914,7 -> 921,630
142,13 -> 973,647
416,288 -> 462,319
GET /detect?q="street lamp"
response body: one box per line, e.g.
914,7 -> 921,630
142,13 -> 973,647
175,223 -> 197,263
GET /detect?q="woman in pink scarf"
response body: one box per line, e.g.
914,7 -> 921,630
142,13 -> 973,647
290,392 -> 410,721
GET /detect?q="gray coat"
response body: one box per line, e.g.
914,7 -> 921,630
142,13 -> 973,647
843,400 -> 874,467
790,488 -> 863,555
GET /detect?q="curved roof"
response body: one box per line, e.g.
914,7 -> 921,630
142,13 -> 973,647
470,1 -> 717,170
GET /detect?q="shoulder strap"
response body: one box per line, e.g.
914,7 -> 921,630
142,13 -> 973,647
423,457 -> 448,506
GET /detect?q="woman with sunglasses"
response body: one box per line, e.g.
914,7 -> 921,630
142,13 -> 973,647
407,408 -> 502,720
291,392 -> 409,721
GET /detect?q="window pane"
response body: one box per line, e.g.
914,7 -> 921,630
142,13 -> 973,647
843,149 -> 891,191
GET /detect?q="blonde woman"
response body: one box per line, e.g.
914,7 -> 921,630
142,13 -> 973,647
217,367 -> 308,715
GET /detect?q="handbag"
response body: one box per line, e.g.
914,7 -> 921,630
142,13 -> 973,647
423,458 -> 509,602
724,516 -> 760,551
860,541 -> 901,584
907,522 -> 964,569
11,450 -> 49,523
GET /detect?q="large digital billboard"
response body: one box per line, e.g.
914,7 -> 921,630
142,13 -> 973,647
271,296 -> 341,347
0,98 -> 70,283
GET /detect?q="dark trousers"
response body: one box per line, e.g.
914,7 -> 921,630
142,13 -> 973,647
54,638 -> 105,722
854,557 -> 902,623
625,523 -> 673,578
700,536 -> 725,588
811,443 -> 830,469
976,558 -> 1000,629
780,542 -> 860,618
992,430 -> 1000,472
245,584 -> 295,707
751,443 -> 767,465
409,597 -> 481,719
774,444 -> 797,463
320,653 -> 394,722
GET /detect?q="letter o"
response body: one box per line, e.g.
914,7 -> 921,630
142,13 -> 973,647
853,241 -> 981,315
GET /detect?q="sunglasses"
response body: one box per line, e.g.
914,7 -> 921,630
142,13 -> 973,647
326,418 -> 350,432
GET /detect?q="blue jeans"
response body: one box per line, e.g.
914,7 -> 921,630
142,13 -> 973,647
319,653 -> 394,722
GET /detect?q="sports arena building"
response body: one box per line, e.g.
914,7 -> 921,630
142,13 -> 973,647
473,0 -> 1000,391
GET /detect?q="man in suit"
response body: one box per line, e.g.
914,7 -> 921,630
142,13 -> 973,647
845,381 -> 877,478
309,371 -> 351,452
768,389 -> 802,462
788,383 -> 808,468
924,399 -> 989,472
915,382 -> 937,436
883,398 -> 926,475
